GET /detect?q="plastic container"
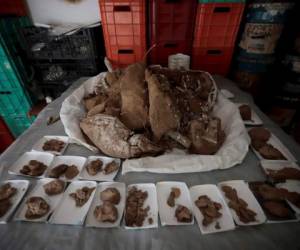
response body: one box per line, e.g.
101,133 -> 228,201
193,3 -> 245,48
235,52 -> 275,73
0,0 -> 27,16
150,41 -> 192,66
192,47 -> 234,75
20,27 -> 98,60
149,0 -> 197,65
168,53 -> 190,70
239,22 -> 283,55
99,0 -> 146,68
0,116 -> 14,152
246,2 -> 294,24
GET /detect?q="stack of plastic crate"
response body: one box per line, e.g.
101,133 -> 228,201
192,0 -> 245,76
99,0 -> 147,69
148,0 -> 197,66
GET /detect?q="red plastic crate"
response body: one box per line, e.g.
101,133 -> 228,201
99,0 -> 146,68
0,0 -> 27,16
193,3 -> 245,48
192,47 -> 234,75
0,116 -> 14,153
149,0 -> 197,65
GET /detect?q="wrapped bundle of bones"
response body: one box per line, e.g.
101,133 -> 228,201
80,62 -> 223,159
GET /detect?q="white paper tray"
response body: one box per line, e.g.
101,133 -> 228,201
14,178 -> 66,222
79,156 -> 121,182
85,182 -> 126,228
32,135 -> 69,155
46,156 -> 87,181
124,183 -> 158,229
189,184 -> 235,234
218,180 -> 266,226
235,103 -> 263,126
49,180 -> 96,225
9,152 -> 54,178
0,180 -> 30,223
156,181 -> 194,226
276,180 -> 300,214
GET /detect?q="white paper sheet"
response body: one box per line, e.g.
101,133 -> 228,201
60,73 -> 250,174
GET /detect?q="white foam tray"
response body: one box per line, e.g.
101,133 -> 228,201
189,184 -> 235,234
249,129 -> 296,162
14,178 -> 66,222
218,180 -> 266,226
0,180 -> 30,223
124,183 -> 158,229
79,156 -> 121,182
236,103 -> 263,126
260,160 -> 300,180
156,181 -> 194,226
9,152 -> 54,178
32,135 -> 69,155
45,155 -> 87,181
49,180 -> 96,225
85,182 -> 126,228
276,180 -> 300,215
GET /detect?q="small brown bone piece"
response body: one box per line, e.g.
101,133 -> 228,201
42,139 -> 65,152
86,159 -> 103,176
167,187 -> 181,207
0,183 -> 17,201
25,197 -> 50,219
20,160 -> 47,176
258,144 -> 286,160
239,104 -> 252,121
175,205 -> 193,223
248,127 -> 271,142
43,179 -> 65,196
49,164 -> 68,178
69,187 -> 96,207
0,199 -> 12,217
100,187 -> 121,204
104,161 -> 119,175
94,202 -> 118,223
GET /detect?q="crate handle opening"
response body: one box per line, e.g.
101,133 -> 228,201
164,43 -> 177,48
165,0 -> 181,3
0,91 -> 12,95
250,35 -> 267,39
118,49 -> 134,54
213,7 -> 231,13
207,50 -> 222,55
114,5 -> 131,12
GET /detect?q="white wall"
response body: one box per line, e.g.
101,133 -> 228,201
26,0 -> 101,26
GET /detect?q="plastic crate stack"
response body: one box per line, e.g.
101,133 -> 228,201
0,0 -> 27,16
20,26 -> 100,97
0,15 -> 35,138
233,1 -> 294,90
99,0 -> 146,69
148,0 -> 197,66
192,0 -> 245,76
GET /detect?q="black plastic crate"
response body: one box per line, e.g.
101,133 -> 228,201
34,60 -> 99,84
20,26 -> 99,60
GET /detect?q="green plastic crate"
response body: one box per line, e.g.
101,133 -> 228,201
0,17 -> 32,83
2,113 -> 35,137
0,88 -> 32,115
198,0 -> 245,3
